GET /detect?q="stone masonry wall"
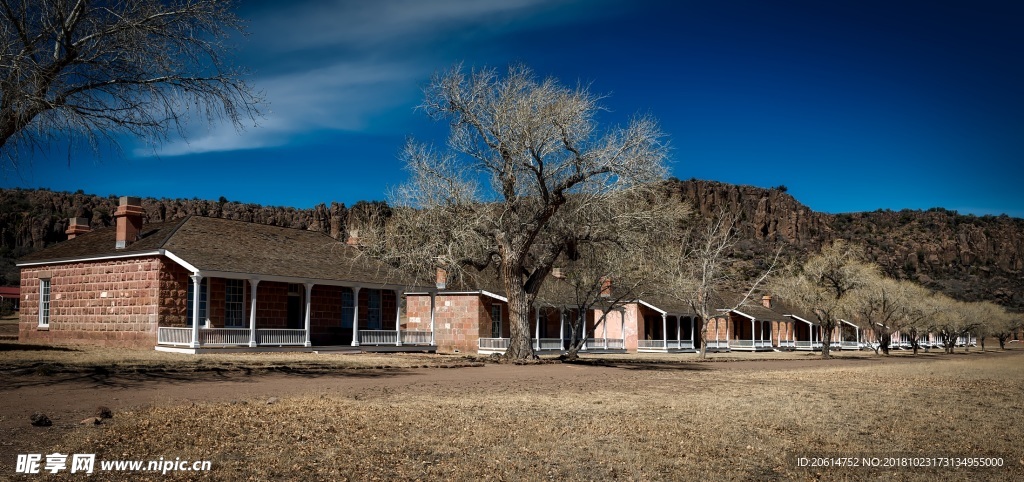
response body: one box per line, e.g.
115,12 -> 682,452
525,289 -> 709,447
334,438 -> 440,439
19,257 -> 167,347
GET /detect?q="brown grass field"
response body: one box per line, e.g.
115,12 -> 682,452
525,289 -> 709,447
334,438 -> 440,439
1,343 -> 1022,481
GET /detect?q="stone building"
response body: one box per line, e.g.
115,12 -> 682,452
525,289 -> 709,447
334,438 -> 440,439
18,197 -> 432,352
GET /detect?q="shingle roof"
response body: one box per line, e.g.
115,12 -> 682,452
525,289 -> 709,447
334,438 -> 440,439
19,216 -> 424,288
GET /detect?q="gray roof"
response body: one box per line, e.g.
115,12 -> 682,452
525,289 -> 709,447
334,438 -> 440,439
20,216 -> 423,288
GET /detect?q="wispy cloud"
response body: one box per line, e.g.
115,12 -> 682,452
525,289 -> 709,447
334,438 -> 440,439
138,0 -> 582,157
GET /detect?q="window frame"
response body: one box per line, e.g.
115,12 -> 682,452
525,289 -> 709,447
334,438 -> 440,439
38,278 -> 51,327
186,277 -> 209,327
225,279 -> 245,327
490,304 -> 502,339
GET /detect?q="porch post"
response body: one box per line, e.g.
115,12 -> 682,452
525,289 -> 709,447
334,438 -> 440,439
751,318 -> 755,347
534,306 -> 540,351
662,312 -> 668,350
394,290 -> 402,346
690,317 -> 695,349
619,309 -> 625,350
602,313 -> 608,348
248,279 -> 259,347
559,308 -> 565,350
350,286 -> 361,346
429,292 -> 436,346
189,274 -> 203,349
303,283 -> 313,347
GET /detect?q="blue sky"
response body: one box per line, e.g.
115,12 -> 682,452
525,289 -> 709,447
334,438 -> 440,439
6,0 -> 1023,217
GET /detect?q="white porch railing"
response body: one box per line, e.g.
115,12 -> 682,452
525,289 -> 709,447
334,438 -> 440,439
157,327 -> 192,346
359,330 -> 399,345
256,329 -> 306,346
705,340 -> 730,349
638,339 -> 665,350
584,338 -> 624,350
537,338 -> 563,351
778,340 -> 795,348
794,340 -> 823,350
478,337 -> 509,353
840,340 -> 860,350
401,331 -> 433,345
667,340 -> 695,350
200,328 -> 251,346
731,340 -> 774,349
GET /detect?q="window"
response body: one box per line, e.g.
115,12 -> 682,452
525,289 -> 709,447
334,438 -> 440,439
38,279 -> 51,327
225,279 -> 245,327
186,278 -> 208,326
341,289 -> 354,328
366,289 -> 381,329
491,304 -> 502,338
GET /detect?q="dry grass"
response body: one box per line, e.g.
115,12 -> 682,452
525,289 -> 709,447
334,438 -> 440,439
44,351 -> 1024,481
0,343 -> 481,375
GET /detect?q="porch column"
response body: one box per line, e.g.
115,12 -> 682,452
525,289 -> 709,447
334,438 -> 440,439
394,290 -> 402,346
303,283 -> 314,347
248,279 -> 260,347
534,306 -> 540,351
751,318 -> 755,347
620,309 -> 625,349
662,312 -> 668,349
350,286 -> 362,346
189,274 -> 203,349
598,315 -> 606,349
429,292 -> 436,346
690,317 -> 696,349
559,308 -> 565,350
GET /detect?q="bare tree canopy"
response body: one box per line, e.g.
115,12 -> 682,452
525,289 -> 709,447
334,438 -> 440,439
773,240 -> 876,359
389,63 -> 671,359
0,0 -> 261,169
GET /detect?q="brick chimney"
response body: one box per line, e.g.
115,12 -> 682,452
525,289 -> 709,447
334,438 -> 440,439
435,268 -> 447,290
600,277 -> 613,298
762,294 -> 772,309
65,217 -> 91,240
114,196 -> 144,249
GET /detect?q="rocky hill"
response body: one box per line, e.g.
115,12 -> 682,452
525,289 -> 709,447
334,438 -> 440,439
2,182 -> 1021,309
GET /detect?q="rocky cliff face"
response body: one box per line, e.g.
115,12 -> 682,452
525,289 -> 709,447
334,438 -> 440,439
3,184 -> 1022,309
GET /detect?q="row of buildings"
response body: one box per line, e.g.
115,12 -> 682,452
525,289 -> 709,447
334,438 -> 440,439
17,197 -> 983,354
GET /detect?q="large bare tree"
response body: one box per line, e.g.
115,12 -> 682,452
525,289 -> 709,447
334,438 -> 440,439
657,211 -> 779,359
773,240 -> 875,359
848,275 -> 909,355
389,64 -> 670,359
0,0 -> 261,168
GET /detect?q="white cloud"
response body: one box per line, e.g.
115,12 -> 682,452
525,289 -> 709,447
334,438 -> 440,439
137,0 -> 585,157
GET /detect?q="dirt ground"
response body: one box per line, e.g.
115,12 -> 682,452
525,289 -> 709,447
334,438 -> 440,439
1,346 -> 1021,480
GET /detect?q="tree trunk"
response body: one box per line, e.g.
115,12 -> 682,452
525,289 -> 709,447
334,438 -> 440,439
503,282 -> 536,360
820,324 -> 833,359
998,338 -> 1006,349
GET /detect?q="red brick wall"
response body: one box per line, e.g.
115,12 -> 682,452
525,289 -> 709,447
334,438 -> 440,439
19,257 -> 167,347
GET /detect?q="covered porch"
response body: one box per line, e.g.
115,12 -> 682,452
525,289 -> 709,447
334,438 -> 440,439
838,319 -> 863,350
787,314 -> 823,351
638,307 -> 698,353
477,305 -> 627,355
156,272 -> 434,353
724,309 -> 774,352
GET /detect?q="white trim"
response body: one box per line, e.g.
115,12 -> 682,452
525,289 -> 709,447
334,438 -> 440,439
415,290 -> 509,303
162,249 -> 200,273
839,318 -> 857,328
636,299 -> 667,315
38,278 -> 51,327
785,314 -> 816,326
479,290 -> 508,303
729,309 -> 756,321
17,250 -> 164,267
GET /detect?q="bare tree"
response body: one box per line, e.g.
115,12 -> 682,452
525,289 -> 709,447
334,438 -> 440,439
932,294 -> 979,354
899,282 -> 939,355
992,310 -> 1022,350
0,0 -> 261,168
657,210 -> 780,360
389,64 -> 670,359
553,194 -> 685,360
848,275 -> 908,356
773,240 -> 875,359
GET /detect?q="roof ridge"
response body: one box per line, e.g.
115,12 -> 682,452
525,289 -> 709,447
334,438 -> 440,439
155,215 -> 192,248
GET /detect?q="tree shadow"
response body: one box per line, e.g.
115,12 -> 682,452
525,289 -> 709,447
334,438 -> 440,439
0,342 -> 78,352
0,365 -> 415,390
565,359 -> 712,371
